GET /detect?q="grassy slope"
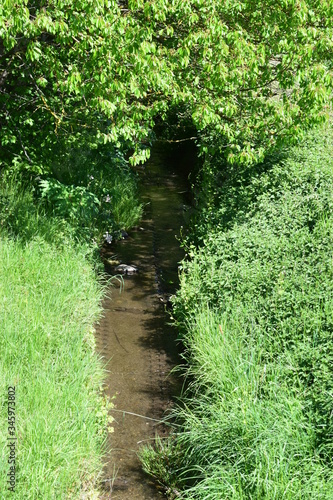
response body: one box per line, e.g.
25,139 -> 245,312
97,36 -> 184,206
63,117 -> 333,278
140,124 -> 333,498
0,236 -> 111,498
0,155 -> 142,497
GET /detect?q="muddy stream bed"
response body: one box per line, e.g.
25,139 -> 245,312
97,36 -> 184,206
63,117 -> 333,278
95,143 -> 193,499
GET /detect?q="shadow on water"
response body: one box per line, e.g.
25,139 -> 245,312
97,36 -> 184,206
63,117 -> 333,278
95,141 -> 196,499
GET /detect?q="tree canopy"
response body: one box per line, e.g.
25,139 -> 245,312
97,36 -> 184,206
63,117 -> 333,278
1,0 -> 332,170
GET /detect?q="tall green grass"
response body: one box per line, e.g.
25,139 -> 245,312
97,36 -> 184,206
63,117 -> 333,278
141,124 -> 333,498
0,236 -> 111,498
142,310 -> 333,499
0,173 -> 117,497
0,175 -> 73,245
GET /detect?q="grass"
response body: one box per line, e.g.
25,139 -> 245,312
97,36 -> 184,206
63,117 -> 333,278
0,167 -> 125,497
141,311 -> 333,499
140,123 -> 333,498
0,176 -> 75,246
1,145 -> 143,245
0,236 -> 113,498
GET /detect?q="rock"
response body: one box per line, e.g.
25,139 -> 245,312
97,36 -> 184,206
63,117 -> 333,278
114,264 -> 138,274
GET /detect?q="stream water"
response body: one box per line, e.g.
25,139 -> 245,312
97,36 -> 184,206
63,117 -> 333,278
95,142 -> 194,499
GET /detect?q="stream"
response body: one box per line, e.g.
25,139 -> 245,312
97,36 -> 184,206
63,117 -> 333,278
95,142 -> 194,499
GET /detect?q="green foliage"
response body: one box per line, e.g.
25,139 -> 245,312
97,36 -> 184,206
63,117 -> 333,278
143,311 -> 333,499
39,178 -> 101,224
176,123 -> 333,449
0,145 -> 143,245
1,0 -> 332,170
54,146 -> 144,234
142,123 -> 333,497
0,175 -> 77,245
0,236 -> 112,498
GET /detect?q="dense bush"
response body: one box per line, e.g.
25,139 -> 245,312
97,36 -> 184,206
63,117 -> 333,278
42,146 -> 143,237
176,125 -> 333,448
0,146 -> 142,245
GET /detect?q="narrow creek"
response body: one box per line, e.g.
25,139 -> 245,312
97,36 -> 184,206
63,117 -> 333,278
96,142 -> 194,499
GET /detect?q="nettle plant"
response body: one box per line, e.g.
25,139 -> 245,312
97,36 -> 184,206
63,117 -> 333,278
39,178 -> 100,228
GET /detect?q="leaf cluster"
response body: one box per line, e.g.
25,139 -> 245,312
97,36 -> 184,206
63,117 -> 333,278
0,0 -> 332,169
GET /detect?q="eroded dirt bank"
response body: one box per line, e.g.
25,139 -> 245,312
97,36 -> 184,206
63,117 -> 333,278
95,143 -> 194,499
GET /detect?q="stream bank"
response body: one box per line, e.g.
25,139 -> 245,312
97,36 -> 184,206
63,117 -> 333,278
95,142 -> 195,499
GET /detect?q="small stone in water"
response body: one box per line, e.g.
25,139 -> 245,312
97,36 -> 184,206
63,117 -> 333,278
106,259 -> 120,266
115,264 -> 138,274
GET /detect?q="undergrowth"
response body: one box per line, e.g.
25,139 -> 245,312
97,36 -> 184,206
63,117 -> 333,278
1,145 -> 143,244
140,124 -> 333,498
